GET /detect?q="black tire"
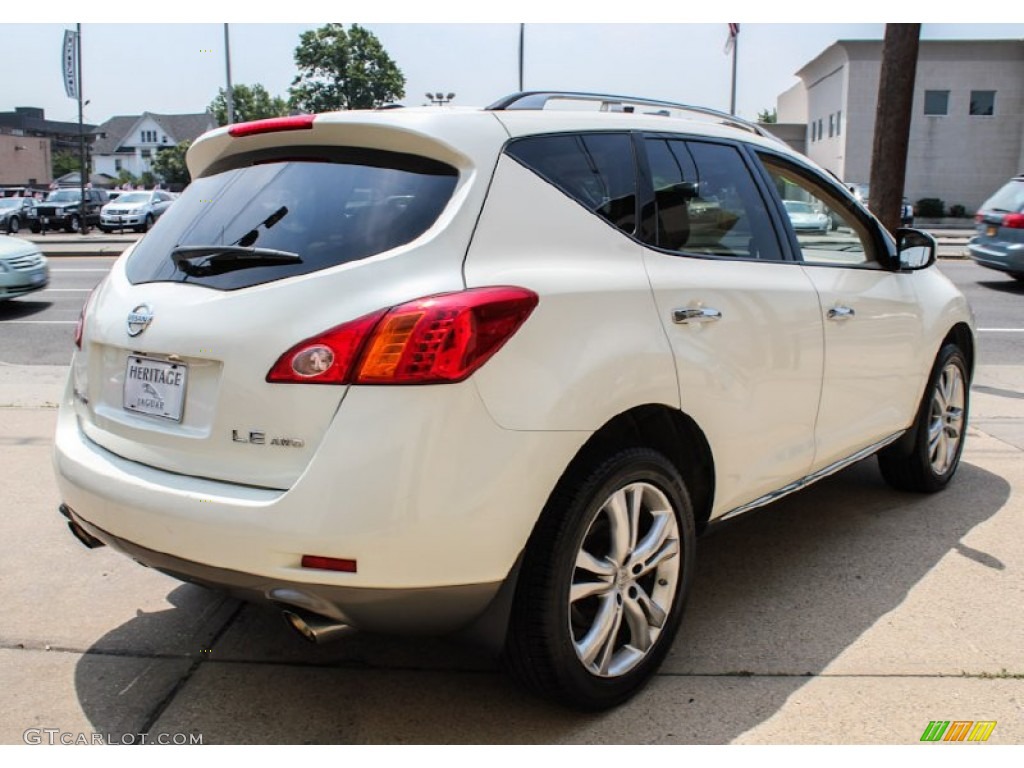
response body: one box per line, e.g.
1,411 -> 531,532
877,343 -> 970,493
138,214 -> 153,233
504,447 -> 696,710
30,223 -> 40,234
65,215 -> 81,233
7,216 -> 20,234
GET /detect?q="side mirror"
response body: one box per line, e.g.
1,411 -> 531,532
895,227 -> 936,270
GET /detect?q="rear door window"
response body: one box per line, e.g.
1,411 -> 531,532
504,133 -> 637,235
126,148 -> 458,290
640,138 -> 783,261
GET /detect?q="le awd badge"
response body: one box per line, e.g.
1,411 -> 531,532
232,430 -> 305,448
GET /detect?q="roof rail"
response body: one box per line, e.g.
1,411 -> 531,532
486,91 -> 781,142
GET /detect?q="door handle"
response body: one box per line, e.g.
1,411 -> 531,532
673,307 -> 723,324
827,306 -> 856,320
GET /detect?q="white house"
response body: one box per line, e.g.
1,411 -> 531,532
777,39 -> 1024,211
91,112 -> 216,180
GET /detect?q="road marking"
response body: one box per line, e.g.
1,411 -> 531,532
0,320 -> 76,325
41,288 -> 92,292
977,328 -> 1024,333
49,269 -> 110,273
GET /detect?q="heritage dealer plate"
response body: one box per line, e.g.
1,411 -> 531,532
123,355 -> 188,421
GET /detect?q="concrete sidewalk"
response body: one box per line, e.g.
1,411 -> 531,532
1,364 -> 1021,744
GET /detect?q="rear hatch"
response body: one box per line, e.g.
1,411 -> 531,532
72,112 -> 506,489
974,177 -> 1024,250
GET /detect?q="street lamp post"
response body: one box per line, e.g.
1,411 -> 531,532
425,92 -> 456,106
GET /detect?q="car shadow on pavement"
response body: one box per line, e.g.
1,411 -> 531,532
73,457 -> 1010,744
0,300 -> 52,320
977,279 -> 1024,295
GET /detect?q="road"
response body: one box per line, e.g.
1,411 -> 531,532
1,255 -> 1020,367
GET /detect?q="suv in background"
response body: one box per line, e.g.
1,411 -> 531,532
36,188 -> 109,233
54,92 -> 975,710
968,175 -> 1024,281
845,183 -> 913,226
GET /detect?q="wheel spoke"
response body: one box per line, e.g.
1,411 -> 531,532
575,548 -> 615,578
634,533 -> 679,579
622,595 -> 652,652
570,578 -> 613,603
596,601 -> 625,675
576,594 -> 617,667
634,583 -> 668,629
627,486 -> 642,555
631,513 -> 670,564
604,490 -> 631,566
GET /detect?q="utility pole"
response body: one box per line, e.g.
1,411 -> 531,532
518,23 -> 524,92
869,24 -> 920,234
224,23 -> 235,124
76,23 -> 88,234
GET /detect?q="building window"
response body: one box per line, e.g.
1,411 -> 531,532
924,90 -> 949,116
970,90 -> 995,116
114,159 -> 122,172
836,110 -> 842,136
817,118 -> 823,142
828,114 -> 834,138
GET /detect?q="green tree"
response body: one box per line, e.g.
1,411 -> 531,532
115,169 -> 139,188
757,108 -> 777,124
52,150 -> 83,177
289,23 -> 405,112
151,141 -> 191,187
209,83 -> 289,126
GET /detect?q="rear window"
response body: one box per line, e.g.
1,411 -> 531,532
125,148 -> 458,290
981,179 -> 1024,214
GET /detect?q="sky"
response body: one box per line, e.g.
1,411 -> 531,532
3,7 -> 1023,129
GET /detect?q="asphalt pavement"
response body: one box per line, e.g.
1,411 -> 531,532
0,235 -> 1022,744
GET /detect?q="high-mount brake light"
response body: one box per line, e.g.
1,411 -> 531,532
228,115 -> 316,138
266,287 -> 539,386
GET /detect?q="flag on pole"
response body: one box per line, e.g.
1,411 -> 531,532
62,29 -> 78,99
724,23 -> 740,55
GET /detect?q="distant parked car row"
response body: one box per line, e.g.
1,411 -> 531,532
968,174 -> 1024,281
1,189 -> 178,235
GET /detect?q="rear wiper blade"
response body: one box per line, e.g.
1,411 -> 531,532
171,245 -> 301,276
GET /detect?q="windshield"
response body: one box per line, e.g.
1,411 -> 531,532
46,190 -> 81,203
114,192 -> 152,204
126,148 -> 458,290
982,179 -> 1024,213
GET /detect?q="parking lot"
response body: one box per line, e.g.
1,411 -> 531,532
1,249 -> 1022,744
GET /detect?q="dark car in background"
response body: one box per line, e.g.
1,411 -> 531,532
968,175 -> 1024,281
36,189 -> 109,233
0,197 -> 40,234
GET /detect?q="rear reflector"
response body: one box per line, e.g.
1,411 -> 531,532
267,286 -> 539,385
301,555 -> 357,573
228,114 -> 316,137
1003,213 -> 1024,229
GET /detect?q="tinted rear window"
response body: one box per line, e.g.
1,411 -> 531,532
982,179 -> 1024,214
505,133 -> 637,235
126,148 -> 458,290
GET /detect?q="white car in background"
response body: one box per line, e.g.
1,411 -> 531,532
99,190 -> 175,233
54,92 -> 975,710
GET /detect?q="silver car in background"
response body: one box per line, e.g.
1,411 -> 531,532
99,190 -> 175,233
968,175 -> 1024,281
0,236 -> 48,300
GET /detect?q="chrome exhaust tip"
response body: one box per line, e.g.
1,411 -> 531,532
282,609 -> 354,644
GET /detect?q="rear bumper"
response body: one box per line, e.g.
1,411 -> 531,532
968,241 -> 1024,274
53,371 -> 588,627
65,506 -> 501,634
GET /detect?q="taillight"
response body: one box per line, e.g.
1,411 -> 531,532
266,287 -> 539,385
975,212 -> 984,224
74,286 -> 98,349
1003,213 -> 1024,229
228,115 -> 315,137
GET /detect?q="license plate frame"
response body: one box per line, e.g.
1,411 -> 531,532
123,355 -> 188,422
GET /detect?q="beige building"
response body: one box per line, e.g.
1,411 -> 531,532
0,133 -> 51,187
777,39 -> 1024,211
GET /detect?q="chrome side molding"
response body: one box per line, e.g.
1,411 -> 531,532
719,431 -> 905,522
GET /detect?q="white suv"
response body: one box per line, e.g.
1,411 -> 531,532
54,92 -> 975,710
